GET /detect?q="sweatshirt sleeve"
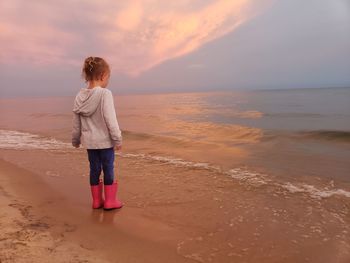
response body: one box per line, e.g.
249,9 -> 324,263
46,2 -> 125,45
102,90 -> 122,146
71,112 -> 82,147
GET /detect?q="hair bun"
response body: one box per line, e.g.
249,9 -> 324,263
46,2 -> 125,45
82,56 -> 110,82
85,56 -> 95,72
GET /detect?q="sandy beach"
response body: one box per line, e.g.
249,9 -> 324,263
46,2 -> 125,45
1,91 -> 350,262
1,144 -> 350,262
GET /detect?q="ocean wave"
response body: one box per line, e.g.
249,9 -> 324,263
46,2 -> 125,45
120,153 -> 220,170
264,112 -> 324,118
0,129 -> 71,150
278,182 -> 350,199
298,130 -> 350,142
119,152 -> 350,200
1,129 -> 349,200
123,121 -> 263,145
262,129 -> 350,143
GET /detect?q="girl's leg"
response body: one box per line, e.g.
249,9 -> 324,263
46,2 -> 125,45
100,147 -> 115,185
87,149 -> 102,185
101,147 -> 123,210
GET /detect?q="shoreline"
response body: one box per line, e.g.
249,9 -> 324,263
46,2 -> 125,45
0,159 -> 112,262
0,158 -> 192,263
1,148 -> 350,262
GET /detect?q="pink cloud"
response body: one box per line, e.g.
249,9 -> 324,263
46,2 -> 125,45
0,0 -> 275,74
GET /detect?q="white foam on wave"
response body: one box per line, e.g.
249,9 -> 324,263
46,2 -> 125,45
279,182 -> 350,199
1,129 -> 349,200
120,152 -> 350,200
224,167 -> 272,187
120,153 -> 220,171
120,153 -> 273,187
0,129 -> 71,150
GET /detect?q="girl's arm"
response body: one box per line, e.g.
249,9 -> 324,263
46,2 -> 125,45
102,89 -> 122,146
71,112 -> 82,147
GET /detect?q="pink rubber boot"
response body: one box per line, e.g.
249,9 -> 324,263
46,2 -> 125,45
103,181 -> 123,210
90,179 -> 104,209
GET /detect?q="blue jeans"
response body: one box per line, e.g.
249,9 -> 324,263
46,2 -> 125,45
86,147 -> 115,185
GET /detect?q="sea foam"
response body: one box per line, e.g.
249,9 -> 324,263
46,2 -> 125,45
119,152 -> 350,200
0,129 -> 71,150
1,129 -> 349,200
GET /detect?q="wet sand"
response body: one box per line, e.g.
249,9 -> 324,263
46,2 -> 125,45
0,159 -> 111,263
1,147 -> 350,262
0,158 -> 191,263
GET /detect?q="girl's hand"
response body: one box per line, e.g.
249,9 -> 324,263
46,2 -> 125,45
114,144 -> 122,151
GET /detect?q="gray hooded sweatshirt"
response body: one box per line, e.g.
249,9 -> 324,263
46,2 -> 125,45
71,86 -> 122,149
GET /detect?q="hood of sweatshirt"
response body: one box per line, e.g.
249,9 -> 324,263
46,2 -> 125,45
72,86 -> 105,117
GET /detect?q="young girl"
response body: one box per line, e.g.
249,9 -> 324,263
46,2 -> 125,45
71,56 -> 123,210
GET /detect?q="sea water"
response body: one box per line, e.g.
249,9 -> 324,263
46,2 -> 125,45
0,87 -> 349,198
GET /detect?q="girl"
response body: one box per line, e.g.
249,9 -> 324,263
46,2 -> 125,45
71,56 -> 123,210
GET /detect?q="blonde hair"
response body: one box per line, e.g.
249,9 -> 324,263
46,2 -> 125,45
82,56 -> 110,82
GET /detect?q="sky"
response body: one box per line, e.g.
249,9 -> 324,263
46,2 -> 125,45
0,0 -> 349,97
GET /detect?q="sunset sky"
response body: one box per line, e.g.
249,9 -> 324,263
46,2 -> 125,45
1,0 -> 349,97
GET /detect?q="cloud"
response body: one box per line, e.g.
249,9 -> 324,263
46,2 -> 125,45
115,1 -> 143,31
0,1 -> 82,66
0,0 -> 275,75
0,21 -> 78,66
104,0 -> 275,76
187,63 -> 206,69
